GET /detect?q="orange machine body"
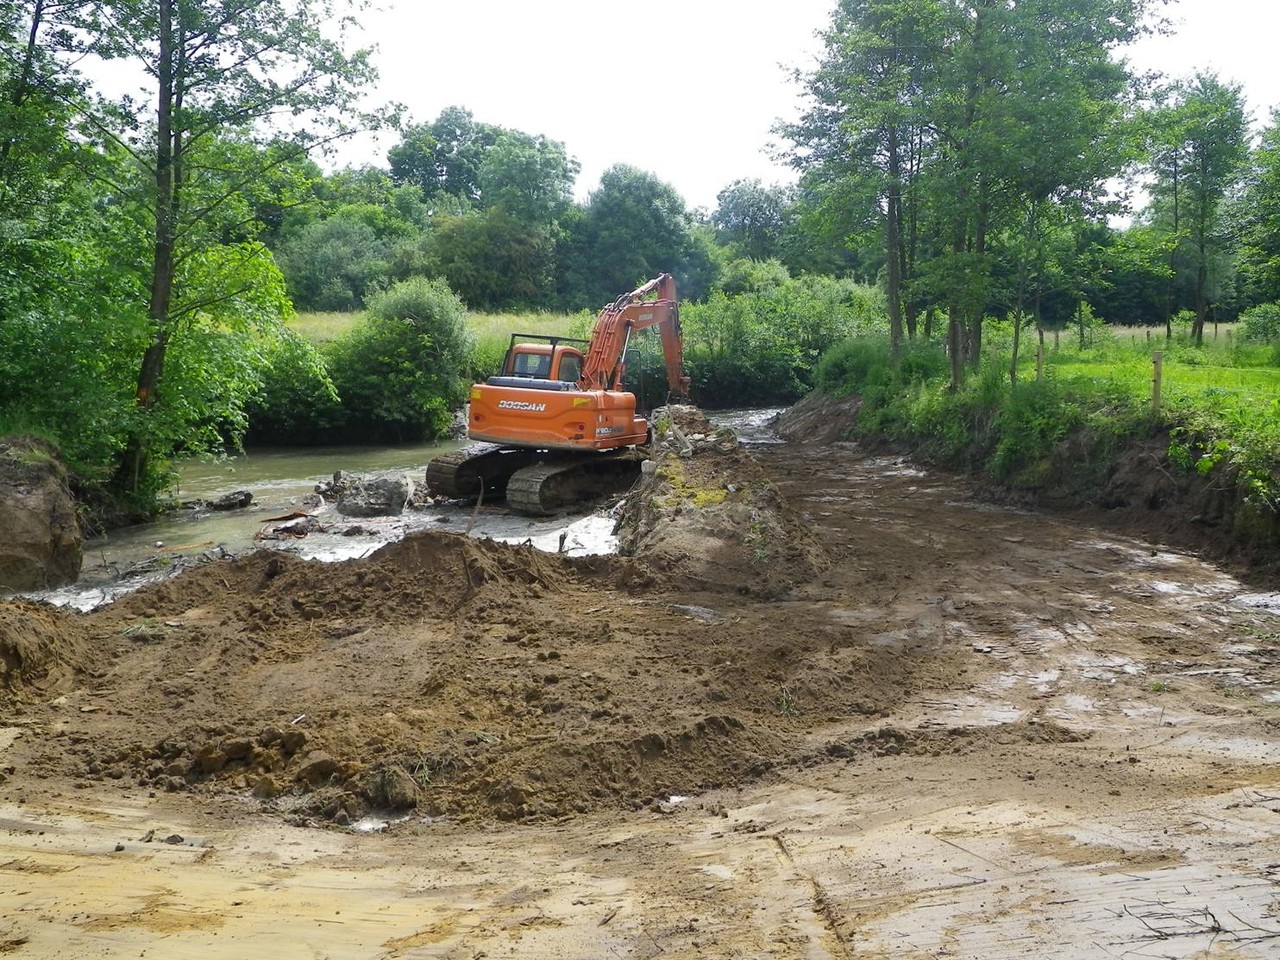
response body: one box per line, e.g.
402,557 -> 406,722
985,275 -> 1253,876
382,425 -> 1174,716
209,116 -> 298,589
467,348 -> 649,451
466,274 -> 688,452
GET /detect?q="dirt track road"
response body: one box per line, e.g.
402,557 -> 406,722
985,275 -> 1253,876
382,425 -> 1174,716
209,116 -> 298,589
2,432 -> 1279,959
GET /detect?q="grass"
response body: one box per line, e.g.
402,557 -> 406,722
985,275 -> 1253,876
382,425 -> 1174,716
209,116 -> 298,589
292,310 -> 587,345
817,325 -> 1280,518
291,308 -> 590,381
289,311 -> 359,343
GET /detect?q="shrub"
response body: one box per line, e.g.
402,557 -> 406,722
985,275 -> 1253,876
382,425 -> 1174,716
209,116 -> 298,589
1240,302 -> 1280,343
325,277 -> 474,442
245,330 -> 342,444
682,277 -> 887,406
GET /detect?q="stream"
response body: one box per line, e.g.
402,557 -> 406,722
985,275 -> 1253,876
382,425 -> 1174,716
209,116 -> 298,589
32,408 -> 782,611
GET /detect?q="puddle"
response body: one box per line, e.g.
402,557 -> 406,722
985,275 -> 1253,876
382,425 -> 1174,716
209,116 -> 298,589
669,605 -> 724,624
1166,733 -> 1279,762
351,813 -> 411,833
1234,592 -> 1280,614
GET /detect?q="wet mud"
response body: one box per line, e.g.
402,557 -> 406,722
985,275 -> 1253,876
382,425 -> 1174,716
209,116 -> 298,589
1,406 -> 1278,959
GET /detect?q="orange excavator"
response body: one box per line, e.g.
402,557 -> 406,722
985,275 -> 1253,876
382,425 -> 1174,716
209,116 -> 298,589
425,274 -> 691,514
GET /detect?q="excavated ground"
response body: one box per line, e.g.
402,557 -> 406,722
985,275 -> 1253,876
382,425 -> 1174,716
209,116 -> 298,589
1,407 -> 1279,959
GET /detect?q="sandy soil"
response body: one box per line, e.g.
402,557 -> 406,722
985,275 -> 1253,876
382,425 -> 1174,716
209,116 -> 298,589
1,407 -> 1278,959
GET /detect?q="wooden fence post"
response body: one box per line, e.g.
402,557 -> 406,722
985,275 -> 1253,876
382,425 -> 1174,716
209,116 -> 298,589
1152,350 -> 1163,414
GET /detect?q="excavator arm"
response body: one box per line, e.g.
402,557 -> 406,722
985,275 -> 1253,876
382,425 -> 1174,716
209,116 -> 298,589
579,274 -> 691,398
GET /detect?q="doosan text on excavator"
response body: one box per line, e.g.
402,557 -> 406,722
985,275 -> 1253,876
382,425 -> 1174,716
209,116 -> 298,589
425,274 -> 690,514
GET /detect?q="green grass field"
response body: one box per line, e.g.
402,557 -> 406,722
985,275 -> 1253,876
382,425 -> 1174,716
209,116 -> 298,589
1039,334 -> 1280,425
291,309 -> 587,349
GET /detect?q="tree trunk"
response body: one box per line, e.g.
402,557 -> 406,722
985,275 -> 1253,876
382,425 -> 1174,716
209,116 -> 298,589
947,307 -> 963,391
1193,230 -> 1207,346
885,127 -> 904,360
0,0 -> 47,169
115,0 -> 178,493
1165,152 -> 1178,340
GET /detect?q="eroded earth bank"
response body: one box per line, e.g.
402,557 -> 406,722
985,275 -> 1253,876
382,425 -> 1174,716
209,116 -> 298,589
1,404 -> 1278,959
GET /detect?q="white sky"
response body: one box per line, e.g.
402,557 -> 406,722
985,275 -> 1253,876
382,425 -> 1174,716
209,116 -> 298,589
347,0 -> 1278,212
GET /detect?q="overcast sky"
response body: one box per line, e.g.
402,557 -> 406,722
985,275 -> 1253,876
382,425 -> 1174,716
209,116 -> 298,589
350,0 -> 1278,212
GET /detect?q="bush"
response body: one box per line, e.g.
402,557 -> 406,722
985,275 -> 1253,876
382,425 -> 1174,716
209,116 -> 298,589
682,276 -> 887,407
245,330 -> 342,444
1240,302 -> 1280,343
325,277 -> 474,442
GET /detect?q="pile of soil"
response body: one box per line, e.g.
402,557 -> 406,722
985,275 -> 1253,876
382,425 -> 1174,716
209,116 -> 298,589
0,600 -> 87,699
617,405 -> 830,596
1,511 -> 928,823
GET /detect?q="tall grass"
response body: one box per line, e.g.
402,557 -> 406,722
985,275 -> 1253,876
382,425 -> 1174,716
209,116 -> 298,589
289,311 -> 360,343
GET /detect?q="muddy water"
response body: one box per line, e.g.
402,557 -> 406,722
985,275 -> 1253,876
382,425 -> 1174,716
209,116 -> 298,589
34,408 -> 782,610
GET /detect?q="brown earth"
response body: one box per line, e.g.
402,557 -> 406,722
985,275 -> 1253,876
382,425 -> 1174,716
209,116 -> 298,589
0,436 -> 81,591
1,408 -> 1279,959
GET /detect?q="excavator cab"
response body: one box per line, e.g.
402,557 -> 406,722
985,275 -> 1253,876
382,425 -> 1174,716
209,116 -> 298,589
488,335 -> 589,390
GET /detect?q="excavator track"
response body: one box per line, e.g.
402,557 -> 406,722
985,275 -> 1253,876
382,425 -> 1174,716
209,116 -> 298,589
424,446 -> 543,501
505,452 -> 645,515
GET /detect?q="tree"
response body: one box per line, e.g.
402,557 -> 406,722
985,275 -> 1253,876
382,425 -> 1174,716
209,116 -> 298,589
89,0 -> 384,494
477,129 -> 578,225
566,164 -> 712,308
1239,110 -> 1280,306
786,0 -> 1154,386
1145,74 -> 1249,344
712,179 -> 791,261
388,105 -> 499,204
427,209 -> 556,310
785,0 -> 942,358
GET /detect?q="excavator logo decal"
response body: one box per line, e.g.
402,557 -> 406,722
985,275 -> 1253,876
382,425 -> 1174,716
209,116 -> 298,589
498,400 -> 547,412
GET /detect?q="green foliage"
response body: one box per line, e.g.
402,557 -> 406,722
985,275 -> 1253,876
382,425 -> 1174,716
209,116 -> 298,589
275,212 -> 392,311
427,209 -> 556,311
818,328 -> 1280,515
1241,111 -> 1280,304
560,164 -> 716,309
324,278 -> 473,442
712,180 -> 791,261
1240,302 -> 1280,343
680,276 -> 887,407
245,331 -> 342,445
816,331 -> 1150,484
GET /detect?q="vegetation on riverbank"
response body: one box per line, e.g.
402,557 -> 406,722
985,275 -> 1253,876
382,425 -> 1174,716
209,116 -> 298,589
814,325 -> 1280,544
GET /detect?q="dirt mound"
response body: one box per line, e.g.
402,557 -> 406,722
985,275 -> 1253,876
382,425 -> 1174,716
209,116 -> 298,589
4,506 -> 943,825
0,600 -> 88,699
773,391 -> 862,445
616,405 -> 830,596
0,435 -> 82,590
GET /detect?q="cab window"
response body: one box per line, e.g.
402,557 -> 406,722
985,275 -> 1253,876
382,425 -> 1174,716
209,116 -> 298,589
557,354 -> 581,382
512,352 -> 551,378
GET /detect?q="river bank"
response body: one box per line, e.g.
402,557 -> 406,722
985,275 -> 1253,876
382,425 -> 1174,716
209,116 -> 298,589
22,409 -> 782,611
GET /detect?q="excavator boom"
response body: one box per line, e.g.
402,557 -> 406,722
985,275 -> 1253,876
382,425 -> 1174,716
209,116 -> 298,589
580,274 -> 690,397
